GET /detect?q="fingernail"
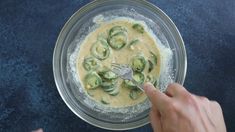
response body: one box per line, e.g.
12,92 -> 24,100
144,82 -> 155,95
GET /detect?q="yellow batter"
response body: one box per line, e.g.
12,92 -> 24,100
76,20 -> 161,107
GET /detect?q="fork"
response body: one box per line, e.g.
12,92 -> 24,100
111,63 -> 144,91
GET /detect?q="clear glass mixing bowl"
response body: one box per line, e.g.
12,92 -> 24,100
53,0 -> 187,130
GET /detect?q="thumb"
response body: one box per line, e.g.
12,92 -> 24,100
144,82 -> 170,111
144,82 -> 157,97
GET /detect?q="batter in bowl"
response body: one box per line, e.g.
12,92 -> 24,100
76,19 -> 161,107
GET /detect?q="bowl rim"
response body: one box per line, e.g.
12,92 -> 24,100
53,0 -> 187,130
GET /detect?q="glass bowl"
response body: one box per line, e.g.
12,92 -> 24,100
53,0 -> 187,130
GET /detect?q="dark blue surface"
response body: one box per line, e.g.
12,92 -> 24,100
0,0 -> 235,131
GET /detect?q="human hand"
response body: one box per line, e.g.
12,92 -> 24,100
32,128 -> 43,132
144,83 -> 226,132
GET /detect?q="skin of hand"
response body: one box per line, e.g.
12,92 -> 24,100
32,128 -> 43,132
144,83 -> 226,132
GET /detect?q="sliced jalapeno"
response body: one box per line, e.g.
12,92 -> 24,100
153,79 -> 159,88
128,39 -> 139,49
83,56 -> 100,71
97,33 -> 107,41
87,90 -> 95,97
91,40 -> 110,60
130,54 -> 146,72
103,86 -> 115,92
129,89 -> 143,100
99,70 -> 117,80
108,87 -> 119,96
101,96 -> 110,104
148,60 -> 154,73
124,80 -> 136,88
101,79 -> 117,92
84,72 -> 102,90
150,51 -> 158,65
133,72 -> 145,84
109,26 -> 127,37
132,24 -> 144,34
146,75 -> 155,84
124,72 -> 145,88
108,32 -> 127,50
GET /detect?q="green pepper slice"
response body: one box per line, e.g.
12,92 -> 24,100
91,40 -> 110,60
108,32 -> 127,50
148,60 -> 154,73
101,96 -> 110,104
124,72 -> 145,88
82,56 -> 100,71
99,70 -> 118,80
130,54 -> 147,72
132,24 -> 144,33
84,72 -> 102,90
129,89 -> 143,100
146,75 -> 156,84
150,51 -> 158,65
108,87 -> 119,96
128,39 -> 140,49
109,26 -> 127,37
101,79 -> 117,91
153,79 -> 159,88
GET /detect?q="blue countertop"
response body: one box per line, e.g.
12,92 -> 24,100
0,0 -> 235,131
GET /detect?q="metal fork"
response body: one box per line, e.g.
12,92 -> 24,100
111,63 -> 144,91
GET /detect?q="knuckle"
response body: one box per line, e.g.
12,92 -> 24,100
167,83 -> 178,90
200,96 -> 209,101
172,102 -> 180,112
183,91 -> 192,99
165,101 -> 179,112
211,101 -> 223,112
200,96 -> 209,104
166,83 -> 187,96
183,93 -> 197,106
211,101 -> 221,108
168,83 -> 185,89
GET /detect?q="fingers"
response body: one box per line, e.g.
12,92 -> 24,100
210,101 -> 223,115
150,106 -> 162,132
192,94 -> 210,106
144,82 -> 170,112
210,101 -> 221,109
192,94 -> 208,101
210,101 -> 227,131
165,83 -> 187,97
192,94 -> 211,111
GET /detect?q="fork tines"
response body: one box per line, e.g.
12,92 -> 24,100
111,63 -> 121,73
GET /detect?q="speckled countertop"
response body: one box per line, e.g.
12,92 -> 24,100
0,0 -> 235,132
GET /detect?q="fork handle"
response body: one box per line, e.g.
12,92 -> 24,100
131,79 -> 145,92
